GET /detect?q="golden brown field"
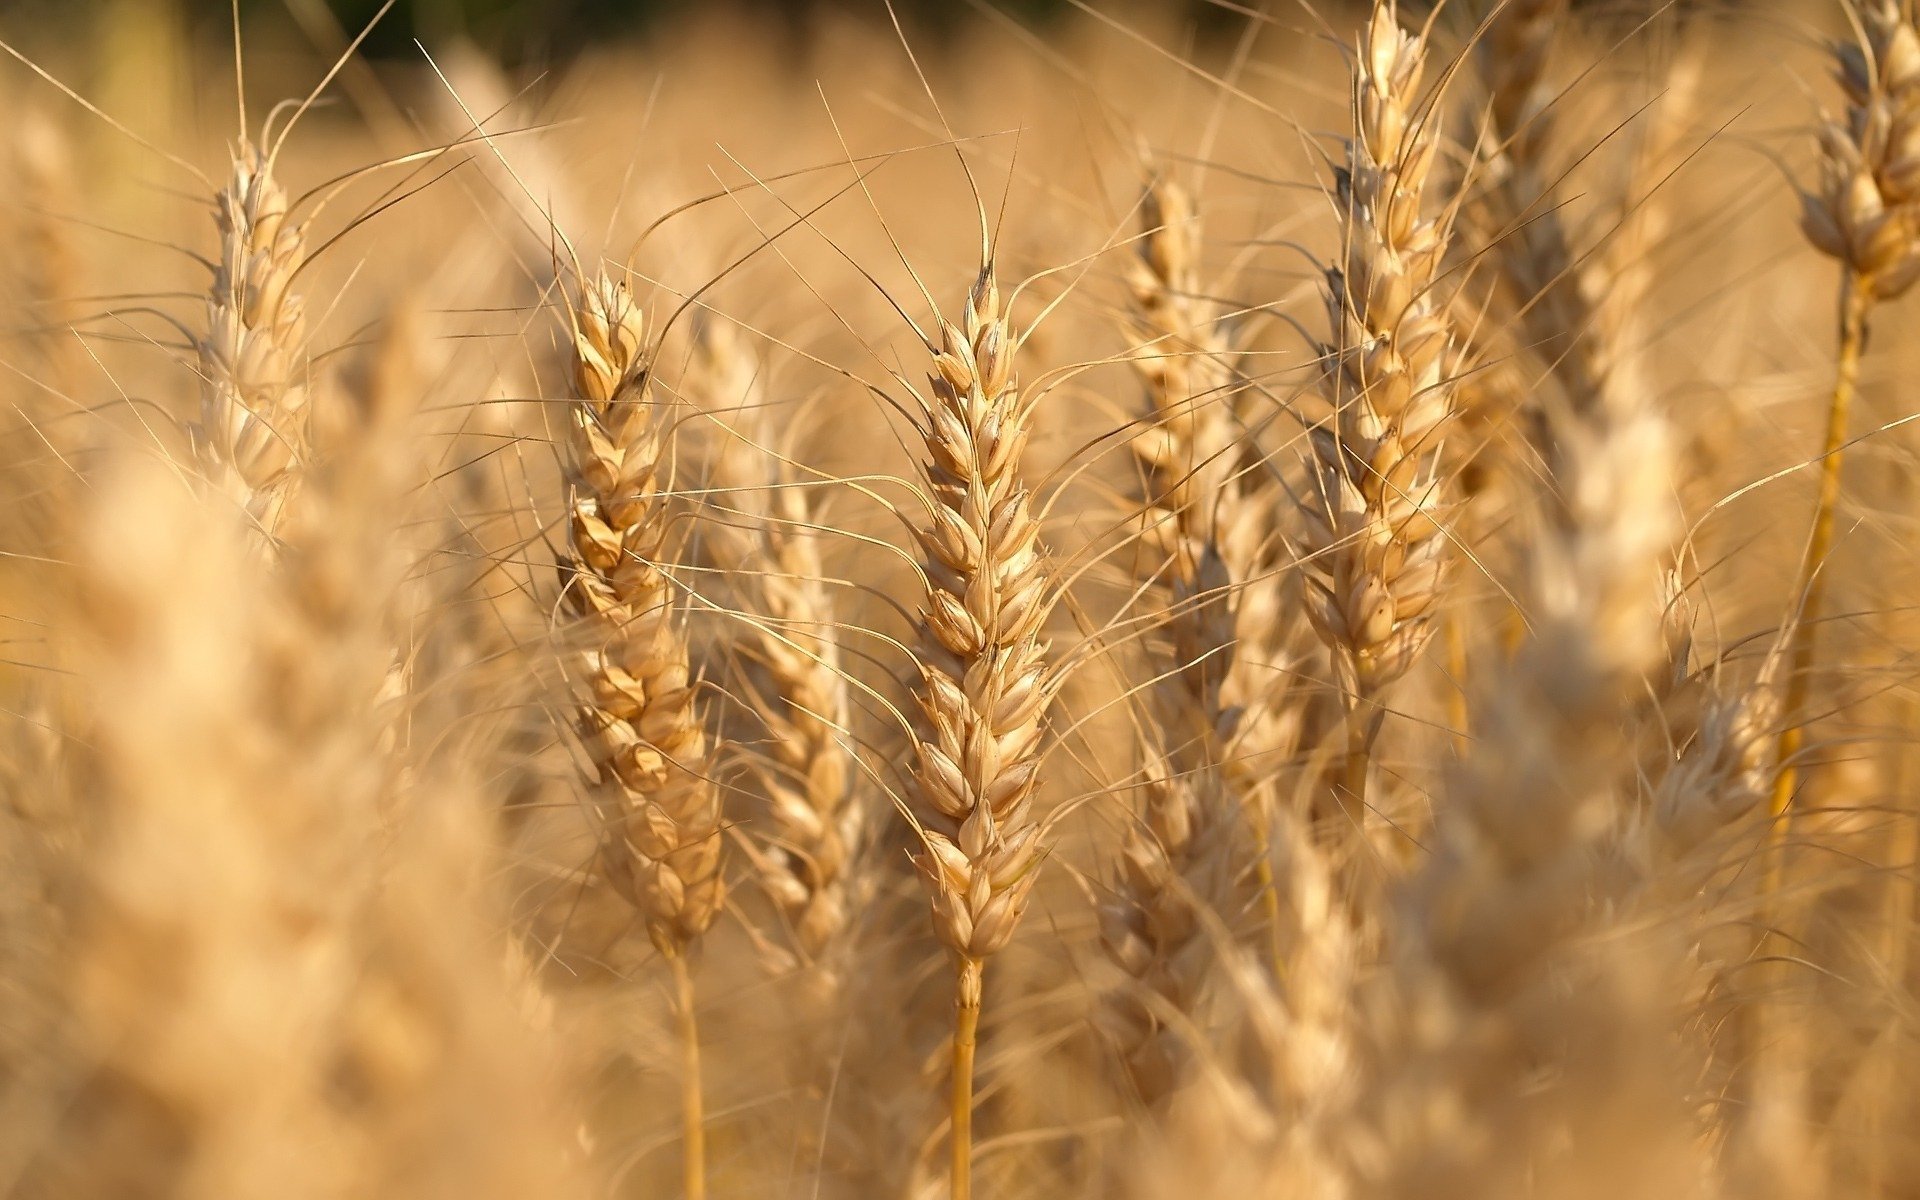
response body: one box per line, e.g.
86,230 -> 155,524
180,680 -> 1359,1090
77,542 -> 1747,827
2,0 -> 1918,1195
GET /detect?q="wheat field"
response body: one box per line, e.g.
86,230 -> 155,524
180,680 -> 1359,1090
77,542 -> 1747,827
0,0 -> 1917,1196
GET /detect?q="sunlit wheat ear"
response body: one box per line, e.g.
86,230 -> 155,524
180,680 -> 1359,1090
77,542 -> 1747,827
907,265 -> 1057,1200
559,273 -> 724,956
910,266 -> 1056,963
1772,0 -> 1920,844
1298,2 -> 1460,831
688,321 -> 867,991
1801,0 -> 1920,295
192,141 -> 313,536
558,271 -> 720,1200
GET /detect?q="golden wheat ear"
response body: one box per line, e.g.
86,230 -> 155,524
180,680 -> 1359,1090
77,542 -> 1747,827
900,263 -> 1057,1200
1297,2 -> 1462,846
1098,171 -> 1309,1105
554,269 -> 724,1200
687,320 -> 869,994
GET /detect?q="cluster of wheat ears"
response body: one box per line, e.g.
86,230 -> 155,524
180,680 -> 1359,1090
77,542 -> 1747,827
6,0 -> 1920,1195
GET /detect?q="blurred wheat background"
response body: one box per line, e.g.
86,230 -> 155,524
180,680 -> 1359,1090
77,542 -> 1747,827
0,0 -> 1913,1197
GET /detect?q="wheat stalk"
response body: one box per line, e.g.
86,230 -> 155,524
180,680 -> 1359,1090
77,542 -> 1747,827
558,271 -> 722,1200
1776,0 -> 1920,861
906,264 -> 1055,1200
192,141 -> 312,536
1299,2 -> 1460,837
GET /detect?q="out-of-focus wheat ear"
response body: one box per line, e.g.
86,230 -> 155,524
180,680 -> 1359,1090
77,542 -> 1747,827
1648,644 -> 1783,887
326,301 -> 436,760
1774,0 -> 1920,876
1470,0 -> 1624,446
1101,172 -> 1309,1098
686,320 -> 867,996
1474,0 -> 1605,393
54,462 -> 362,1197
1603,33 -> 1703,406
1096,755 -> 1238,1105
1298,2 -> 1461,844
1116,808 -> 1360,1198
57,379 -> 422,1192
191,141 -> 313,538
557,271 -> 722,1200
1357,334 -> 1693,1199
53,450 -> 595,1198
905,265 -> 1056,1200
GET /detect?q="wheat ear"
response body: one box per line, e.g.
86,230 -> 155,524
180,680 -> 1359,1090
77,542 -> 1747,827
192,141 -> 312,536
558,272 -> 721,1200
1300,2 -> 1459,834
1776,0 -> 1920,860
1100,175 -> 1301,1099
1362,337 -> 1687,1199
1473,0 -> 1620,428
908,265 -> 1055,1200
689,322 -> 866,991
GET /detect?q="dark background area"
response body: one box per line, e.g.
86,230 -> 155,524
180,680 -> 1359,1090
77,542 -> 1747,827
0,2 -> 1709,66
224,0 -> 1203,58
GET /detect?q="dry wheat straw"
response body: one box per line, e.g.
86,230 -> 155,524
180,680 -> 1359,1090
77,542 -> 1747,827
907,265 -> 1055,1200
1778,0 -> 1920,853
558,272 -> 721,1200
193,141 -> 312,536
1300,3 -> 1459,837
689,321 -> 866,990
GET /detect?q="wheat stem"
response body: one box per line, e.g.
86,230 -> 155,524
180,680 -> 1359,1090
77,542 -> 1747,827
668,948 -> 707,1200
1338,705 -> 1370,831
949,954 -> 983,1200
1768,271 -> 1870,853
